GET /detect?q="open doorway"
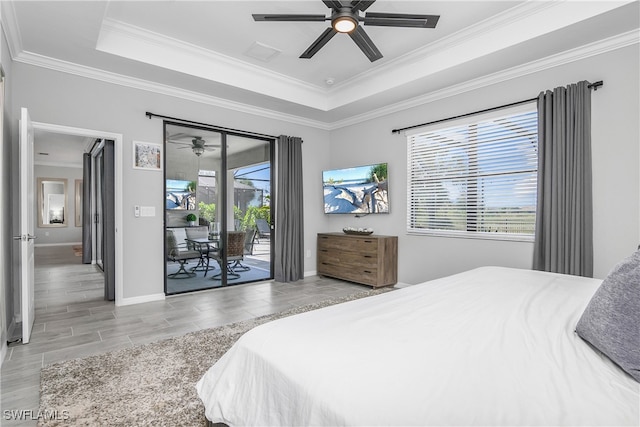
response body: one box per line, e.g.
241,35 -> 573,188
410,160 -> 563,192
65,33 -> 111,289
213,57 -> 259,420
26,121 -> 123,306
30,130 -> 111,310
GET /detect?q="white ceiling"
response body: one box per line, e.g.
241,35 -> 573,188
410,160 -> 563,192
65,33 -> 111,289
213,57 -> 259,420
33,130 -> 93,168
6,1 -> 639,163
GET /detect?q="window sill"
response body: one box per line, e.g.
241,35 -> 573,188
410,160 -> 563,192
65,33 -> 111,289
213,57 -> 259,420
406,229 -> 534,243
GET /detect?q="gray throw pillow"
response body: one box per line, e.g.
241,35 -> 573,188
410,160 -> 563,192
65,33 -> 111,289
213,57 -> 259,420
576,249 -> 640,382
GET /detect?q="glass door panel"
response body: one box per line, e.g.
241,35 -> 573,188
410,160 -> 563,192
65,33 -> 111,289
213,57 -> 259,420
227,135 -> 273,284
164,123 -> 273,295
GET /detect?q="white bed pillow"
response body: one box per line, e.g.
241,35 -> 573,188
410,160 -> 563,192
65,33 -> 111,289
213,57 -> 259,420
576,249 -> 640,382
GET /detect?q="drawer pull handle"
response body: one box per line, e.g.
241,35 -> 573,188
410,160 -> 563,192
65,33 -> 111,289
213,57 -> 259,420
363,270 -> 372,273
363,255 -> 372,258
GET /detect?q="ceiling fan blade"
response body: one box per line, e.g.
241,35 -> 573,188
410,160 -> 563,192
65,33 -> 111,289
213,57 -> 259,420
323,1 -> 347,10
253,14 -> 326,22
364,12 -> 440,28
349,26 -> 382,62
167,140 -> 192,146
350,1 -> 375,13
168,133 -> 190,139
300,27 -> 338,59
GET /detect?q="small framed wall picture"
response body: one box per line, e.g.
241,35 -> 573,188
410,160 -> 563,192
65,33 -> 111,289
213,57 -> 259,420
133,141 -> 162,171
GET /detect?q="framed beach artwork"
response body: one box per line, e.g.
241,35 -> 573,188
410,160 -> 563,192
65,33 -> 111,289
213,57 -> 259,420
133,141 -> 162,171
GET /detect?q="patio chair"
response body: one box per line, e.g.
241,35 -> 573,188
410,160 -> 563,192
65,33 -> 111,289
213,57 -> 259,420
255,218 -> 271,243
166,229 -> 202,279
210,231 -> 247,279
244,228 -> 257,256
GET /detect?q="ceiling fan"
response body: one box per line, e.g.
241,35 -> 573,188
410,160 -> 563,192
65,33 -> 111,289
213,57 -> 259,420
252,0 -> 440,62
167,136 -> 217,156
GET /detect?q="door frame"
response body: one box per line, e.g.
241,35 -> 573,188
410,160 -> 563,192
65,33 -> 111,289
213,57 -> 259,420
163,120 -> 275,294
19,108 -> 35,344
30,121 -> 124,306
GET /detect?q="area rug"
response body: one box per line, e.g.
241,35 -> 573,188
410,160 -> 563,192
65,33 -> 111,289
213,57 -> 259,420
38,288 -> 391,426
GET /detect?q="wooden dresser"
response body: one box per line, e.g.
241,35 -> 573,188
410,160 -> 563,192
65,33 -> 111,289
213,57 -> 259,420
317,233 -> 398,288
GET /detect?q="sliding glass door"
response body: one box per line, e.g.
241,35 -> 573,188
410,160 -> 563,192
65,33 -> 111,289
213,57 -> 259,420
164,123 -> 274,295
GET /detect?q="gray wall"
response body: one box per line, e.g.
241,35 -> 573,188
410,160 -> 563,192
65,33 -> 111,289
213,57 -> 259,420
33,165 -> 83,245
11,62 -> 331,301
5,31 -> 639,332
328,45 -> 640,282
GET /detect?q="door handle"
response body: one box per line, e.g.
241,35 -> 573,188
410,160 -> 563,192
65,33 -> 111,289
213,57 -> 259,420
13,235 -> 37,241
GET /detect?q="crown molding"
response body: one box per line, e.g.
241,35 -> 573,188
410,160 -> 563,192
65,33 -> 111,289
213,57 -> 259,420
14,50 -> 332,131
329,29 -> 640,130
0,1 -> 22,59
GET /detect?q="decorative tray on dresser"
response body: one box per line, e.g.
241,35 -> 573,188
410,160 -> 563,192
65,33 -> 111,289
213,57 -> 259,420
317,232 -> 398,288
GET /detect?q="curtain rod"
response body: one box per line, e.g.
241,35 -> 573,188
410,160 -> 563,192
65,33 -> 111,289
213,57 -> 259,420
145,111 -> 278,140
391,80 -> 603,135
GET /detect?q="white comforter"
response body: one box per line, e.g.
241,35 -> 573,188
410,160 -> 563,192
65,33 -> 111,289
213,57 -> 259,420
196,267 -> 640,426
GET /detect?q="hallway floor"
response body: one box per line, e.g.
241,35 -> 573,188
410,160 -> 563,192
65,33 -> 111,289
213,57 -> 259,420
1,245 -> 368,426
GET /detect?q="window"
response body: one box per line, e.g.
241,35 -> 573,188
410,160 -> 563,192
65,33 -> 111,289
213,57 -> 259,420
407,104 -> 538,241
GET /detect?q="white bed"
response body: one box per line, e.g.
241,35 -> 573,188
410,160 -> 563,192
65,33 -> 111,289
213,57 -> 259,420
196,267 -> 640,426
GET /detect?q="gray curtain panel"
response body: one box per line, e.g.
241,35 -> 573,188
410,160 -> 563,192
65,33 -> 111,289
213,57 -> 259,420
103,140 -> 116,300
82,153 -> 92,264
274,135 -> 304,282
533,81 -> 593,277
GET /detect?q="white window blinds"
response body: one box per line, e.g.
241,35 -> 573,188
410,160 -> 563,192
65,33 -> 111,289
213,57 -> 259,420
407,104 -> 538,240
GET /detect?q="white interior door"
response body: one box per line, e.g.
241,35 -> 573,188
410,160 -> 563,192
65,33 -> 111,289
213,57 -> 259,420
19,107 -> 35,344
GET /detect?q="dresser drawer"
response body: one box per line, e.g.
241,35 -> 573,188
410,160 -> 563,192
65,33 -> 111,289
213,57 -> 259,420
318,234 -> 378,254
318,249 -> 378,269
317,263 -> 378,286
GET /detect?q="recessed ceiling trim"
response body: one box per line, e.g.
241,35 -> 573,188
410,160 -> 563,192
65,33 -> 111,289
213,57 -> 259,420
330,29 -> 640,130
97,18 -> 329,110
328,1 -> 557,95
326,0 -> 635,110
9,26 -> 637,132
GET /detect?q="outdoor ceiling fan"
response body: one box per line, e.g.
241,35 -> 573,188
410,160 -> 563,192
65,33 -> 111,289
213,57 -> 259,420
252,0 -> 440,62
167,136 -> 217,157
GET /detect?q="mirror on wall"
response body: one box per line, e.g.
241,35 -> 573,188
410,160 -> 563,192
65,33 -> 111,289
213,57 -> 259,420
38,177 -> 67,227
75,179 -> 83,227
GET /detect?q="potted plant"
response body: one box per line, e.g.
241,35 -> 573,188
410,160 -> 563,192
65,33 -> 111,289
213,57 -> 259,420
185,213 -> 197,227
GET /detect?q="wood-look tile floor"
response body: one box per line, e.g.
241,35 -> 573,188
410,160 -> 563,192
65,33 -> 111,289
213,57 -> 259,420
1,246 -> 367,426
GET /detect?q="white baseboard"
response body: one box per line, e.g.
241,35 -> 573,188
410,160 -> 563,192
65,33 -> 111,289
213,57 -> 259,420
34,242 -> 82,247
117,293 -> 165,307
304,270 -> 317,277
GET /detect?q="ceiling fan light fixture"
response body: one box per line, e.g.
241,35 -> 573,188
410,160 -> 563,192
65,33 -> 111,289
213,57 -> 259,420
332,14 -> 357,33
192,146 -> 205,156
